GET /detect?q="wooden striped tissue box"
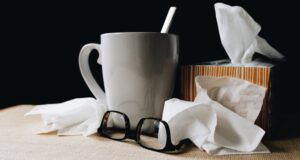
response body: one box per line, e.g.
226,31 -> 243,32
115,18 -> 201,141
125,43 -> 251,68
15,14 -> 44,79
180,59 -> 279,138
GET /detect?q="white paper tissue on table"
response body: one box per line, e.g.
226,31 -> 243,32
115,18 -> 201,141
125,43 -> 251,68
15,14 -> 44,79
195,76 -> 269,155
25,98 -> 106,136
160,99 -> 217,147
215,3 -> 284,64
160,76 -> 268,155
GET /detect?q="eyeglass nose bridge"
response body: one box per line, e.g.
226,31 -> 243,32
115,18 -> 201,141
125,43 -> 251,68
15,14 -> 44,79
124,118 -> 147,141
125,130 -> 138,140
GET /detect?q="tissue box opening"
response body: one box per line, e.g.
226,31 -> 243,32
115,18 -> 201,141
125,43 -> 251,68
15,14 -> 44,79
180,59 -> 280,139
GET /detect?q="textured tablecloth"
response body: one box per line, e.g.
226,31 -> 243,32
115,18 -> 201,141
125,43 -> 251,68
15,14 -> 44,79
1,105 -> 300,160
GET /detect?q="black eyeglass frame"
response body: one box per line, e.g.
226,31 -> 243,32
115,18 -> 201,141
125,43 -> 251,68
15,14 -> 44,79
98,110 -> 185,152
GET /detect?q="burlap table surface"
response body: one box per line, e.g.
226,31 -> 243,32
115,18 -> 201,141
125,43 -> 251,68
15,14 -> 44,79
1,105 -> 299,160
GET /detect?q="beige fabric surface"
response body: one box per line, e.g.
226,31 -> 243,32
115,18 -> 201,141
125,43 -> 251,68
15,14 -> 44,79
0,105 -> 300,160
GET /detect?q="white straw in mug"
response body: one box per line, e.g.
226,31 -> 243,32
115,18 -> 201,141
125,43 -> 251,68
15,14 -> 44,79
161,6 -> 177,33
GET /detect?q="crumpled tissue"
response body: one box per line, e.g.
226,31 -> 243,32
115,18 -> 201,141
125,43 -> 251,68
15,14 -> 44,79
160,76 -> 269,155
195,76 -> 266,122
215,3 -> 284,64
25,98 -> 106,136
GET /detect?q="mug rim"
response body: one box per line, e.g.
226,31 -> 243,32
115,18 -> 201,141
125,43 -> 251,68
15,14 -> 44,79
101,32 -> 178,37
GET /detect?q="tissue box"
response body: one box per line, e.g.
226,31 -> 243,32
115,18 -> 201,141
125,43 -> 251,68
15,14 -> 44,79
181,59 -> 280,138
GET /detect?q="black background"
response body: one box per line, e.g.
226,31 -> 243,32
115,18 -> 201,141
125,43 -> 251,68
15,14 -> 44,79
1,0 -> 299,120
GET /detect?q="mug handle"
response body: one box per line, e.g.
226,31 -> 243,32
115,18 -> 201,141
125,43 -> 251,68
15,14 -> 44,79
79,43 -> 106,103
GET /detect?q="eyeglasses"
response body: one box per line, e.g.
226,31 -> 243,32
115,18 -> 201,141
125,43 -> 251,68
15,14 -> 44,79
98,110 -> 186,152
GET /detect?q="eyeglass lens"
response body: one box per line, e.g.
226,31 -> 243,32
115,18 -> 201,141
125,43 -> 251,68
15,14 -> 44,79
138,119 -> 167,150
101,112 -> 127,140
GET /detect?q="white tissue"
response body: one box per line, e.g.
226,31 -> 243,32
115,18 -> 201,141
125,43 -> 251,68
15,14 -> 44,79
161,77 -> 269,155
215,3 -> 284,64
201,141 -> 270,155
25,98 -> 106,136
161,99 -> 217,147
195,76 -> 266,122
195,89 -> 265,152
194,76 -> 269,155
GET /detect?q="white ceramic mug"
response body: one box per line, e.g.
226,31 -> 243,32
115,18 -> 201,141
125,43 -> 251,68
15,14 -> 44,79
79,32 -> 178,128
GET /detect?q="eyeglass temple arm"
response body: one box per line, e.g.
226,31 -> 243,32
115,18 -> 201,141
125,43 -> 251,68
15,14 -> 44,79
174,139 -> 189,150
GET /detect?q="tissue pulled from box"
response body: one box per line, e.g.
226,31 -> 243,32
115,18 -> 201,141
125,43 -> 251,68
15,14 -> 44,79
215,3 -> 284,64
25,98 -> 106,136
